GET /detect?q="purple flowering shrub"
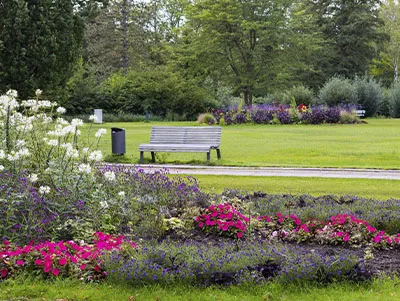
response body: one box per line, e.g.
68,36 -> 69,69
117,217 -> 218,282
276,110 -> 292,124
104,239 -> 364,286
250,110 -> 274,124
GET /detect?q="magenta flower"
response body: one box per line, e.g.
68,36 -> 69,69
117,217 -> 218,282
59,258 -> 67,266
16,260 -> 24,266
52,268 -> 60,276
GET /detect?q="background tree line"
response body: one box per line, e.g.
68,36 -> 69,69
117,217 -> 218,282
1,0 -> 400,119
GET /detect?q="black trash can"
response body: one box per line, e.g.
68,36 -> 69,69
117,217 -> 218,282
111,127 -> 126,155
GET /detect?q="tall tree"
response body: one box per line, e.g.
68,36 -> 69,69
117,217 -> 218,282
376,0 -> 400,83
0,0 -> 89,98
182,0 -> 321,105
308,0 -> 382,80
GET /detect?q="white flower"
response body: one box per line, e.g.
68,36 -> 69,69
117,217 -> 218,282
38,100 -> 52,108
95,128 -> 107,138
82,147 -> 89,153
7,152 -> 20,161
56,118 -> 69,125
56,107 -> 66,114
28,174 -> 38,182
17,148 -> 30,157
118,191 -> 125,197
46,139 -> 58,147
39,186 -> 51,194
35,89 -> 42,97
78,163 -> 91,174
89,150 -> 103,162
0,165 -> 4,171
0,149 -> 4,159
272,231 -> 278,237
89,114 -> 98,122
71,118 -> 83,127
100,201 -> 109,209
104,171 -> 115,181
6,89 -> 18,98
16,140 -> 26,148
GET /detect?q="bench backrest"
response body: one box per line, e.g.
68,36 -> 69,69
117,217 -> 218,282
149,126 -> 222,147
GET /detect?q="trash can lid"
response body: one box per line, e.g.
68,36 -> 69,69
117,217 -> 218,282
111,127 -> 124,132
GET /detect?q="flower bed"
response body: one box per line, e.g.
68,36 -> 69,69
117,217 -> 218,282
212,103 -> 361,125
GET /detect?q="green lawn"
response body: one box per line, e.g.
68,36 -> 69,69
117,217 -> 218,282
192,175 -> 400,200
1,277 -> 400,301
89,118 -> 400,169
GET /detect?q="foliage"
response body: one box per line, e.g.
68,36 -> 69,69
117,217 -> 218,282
283,86 -> 315,107
104,239 -> 362,286
387,82 -> 400,117
0,232 -> 137,281
353,76 -> 383,117
196,113 -> 217,125
307,0 -> 383,81
0,0 -> 88,99
318,77 -> 358,106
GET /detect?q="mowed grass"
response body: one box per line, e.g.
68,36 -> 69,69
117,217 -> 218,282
1,277 -> 400,301
191,175 -> 400,200
87,118 -> 400,169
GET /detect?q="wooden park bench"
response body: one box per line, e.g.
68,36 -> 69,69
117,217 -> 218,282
139,126 -> 222,163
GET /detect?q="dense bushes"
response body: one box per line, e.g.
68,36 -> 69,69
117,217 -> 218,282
214,104 -> 358,125
65,68 -> 217,120
318,77 -> 358,107
387,82 -> 400,118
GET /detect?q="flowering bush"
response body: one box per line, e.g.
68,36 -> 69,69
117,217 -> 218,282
194,203 -> 250,238
212,103 -> 359,126
0,232 -> 137,281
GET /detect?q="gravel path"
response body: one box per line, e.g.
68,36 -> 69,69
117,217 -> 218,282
133,164 -> 400,180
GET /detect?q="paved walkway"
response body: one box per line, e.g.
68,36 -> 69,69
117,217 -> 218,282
133,164 -> 400,180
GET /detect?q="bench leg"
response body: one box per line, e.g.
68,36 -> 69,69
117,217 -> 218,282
139,151 -> 144,164
216,149 -> 221,160
151,152 -> 156,163
206,152 -> 210,161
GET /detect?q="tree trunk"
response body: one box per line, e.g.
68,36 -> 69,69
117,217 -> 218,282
242,86 -> 253,107
394,57 -> 398,83
122,0 -> 128,74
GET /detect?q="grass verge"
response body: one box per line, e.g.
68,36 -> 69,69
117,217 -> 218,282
1,277 -> 400,301
189,175 -> 400,200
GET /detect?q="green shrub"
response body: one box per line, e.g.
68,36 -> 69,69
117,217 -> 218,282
196,113 -> 217,125
387,82 -> 400,118
284,85 -> 315,106
318,76 -> 357,106
353,76 -> 383,117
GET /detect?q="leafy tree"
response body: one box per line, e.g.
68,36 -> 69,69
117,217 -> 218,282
0,0 -> 89,98
307,0 -> 383,81
182,0 -> 322,106
372,0 -> 400,84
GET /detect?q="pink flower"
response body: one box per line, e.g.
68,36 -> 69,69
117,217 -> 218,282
59,258 -> 67,266
80,264 -> 87,270
237,232 -> 243,238
198,222 -> 204,228
16,260 -> 24,266
35,259 -> 43,265
336,231 -> 344,237
373,235 -> 381,243
52,268 -> 60,276
94,265 -> 101,272
343,233 -> 350,242
0,269 -> 8,278
3,240 -> 10,245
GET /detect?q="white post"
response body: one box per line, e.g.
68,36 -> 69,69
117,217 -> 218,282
94,109 -> 103,124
